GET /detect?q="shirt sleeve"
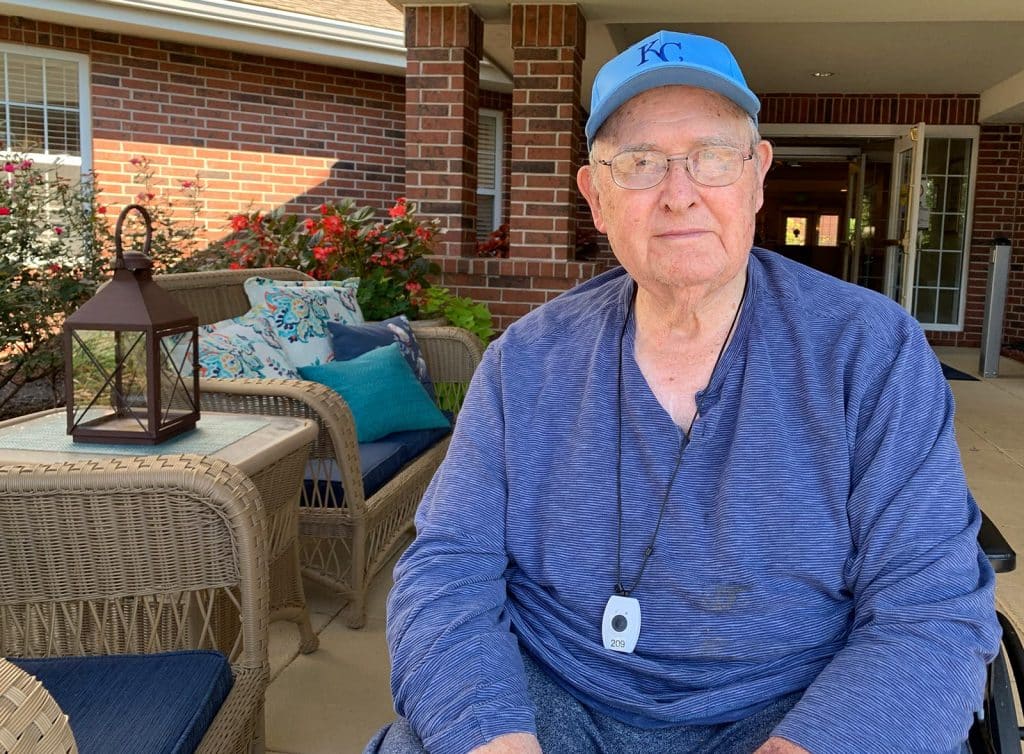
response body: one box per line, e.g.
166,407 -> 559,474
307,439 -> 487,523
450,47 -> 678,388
386,344 -> 537,754
771,325 -> 1001,753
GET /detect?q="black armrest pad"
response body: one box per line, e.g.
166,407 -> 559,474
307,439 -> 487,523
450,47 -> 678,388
980,510 -> 1016,573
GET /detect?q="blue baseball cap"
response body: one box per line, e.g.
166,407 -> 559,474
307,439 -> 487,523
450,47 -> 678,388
585,30 -> 760,149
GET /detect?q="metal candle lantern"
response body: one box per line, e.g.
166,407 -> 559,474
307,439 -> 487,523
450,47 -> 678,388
64,204 -> 200,444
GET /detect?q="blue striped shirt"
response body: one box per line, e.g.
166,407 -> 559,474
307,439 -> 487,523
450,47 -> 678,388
387,249 -> 1000,754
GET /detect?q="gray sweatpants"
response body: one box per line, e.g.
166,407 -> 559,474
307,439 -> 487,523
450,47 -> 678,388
365,652 -> 803,754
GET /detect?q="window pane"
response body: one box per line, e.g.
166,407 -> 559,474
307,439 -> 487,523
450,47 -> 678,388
785,217 -> 807,246
939,251 -> 962,287
45,59 -> 78,107
47,111 -> 79,154
0,51 -> 83,158
477,194 -> 495,238
478,113 -> 497,189
944,177 -> 966,213
924,138 -> 948,177
914,287 -> 937,323
7,105 -> 45,150
947,139 -> 970,175
937,289 -> 959,324
6,54 -> 44,105
817,214 -> 839,247
940,215 -> 964,251
918,250 -> 940,286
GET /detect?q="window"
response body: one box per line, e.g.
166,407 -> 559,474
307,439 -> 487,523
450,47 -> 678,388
912,137 -> 974,328
0,45 -> 89,172
816,214 -> 839,247
477,109 -> 503,237
785,216 -> 807,246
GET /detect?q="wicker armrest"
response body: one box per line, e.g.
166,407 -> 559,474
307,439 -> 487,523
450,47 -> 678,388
412,326 -> 486,414
198,376 -> 365,510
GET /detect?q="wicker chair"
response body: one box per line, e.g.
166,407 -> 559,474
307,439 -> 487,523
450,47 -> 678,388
152,268 -> 485,628
0,455 -> 269,753
0,658 -> 77,753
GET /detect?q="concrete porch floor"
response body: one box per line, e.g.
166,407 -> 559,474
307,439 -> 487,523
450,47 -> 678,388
263,346 -> 1024,754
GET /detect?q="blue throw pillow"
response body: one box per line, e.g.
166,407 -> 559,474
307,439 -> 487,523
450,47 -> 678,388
327,316 -> 436,400
298,343 -> 450,442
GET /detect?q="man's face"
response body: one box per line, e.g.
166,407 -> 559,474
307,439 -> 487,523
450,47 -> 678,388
578,86 -> 772,297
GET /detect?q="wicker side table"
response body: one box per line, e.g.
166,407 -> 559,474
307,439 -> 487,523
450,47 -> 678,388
0,409 -> 320,654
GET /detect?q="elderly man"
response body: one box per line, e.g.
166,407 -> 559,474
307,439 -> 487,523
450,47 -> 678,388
370,30 -> 999,754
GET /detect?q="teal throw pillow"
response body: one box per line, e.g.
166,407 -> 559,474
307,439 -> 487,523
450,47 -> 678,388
298,343 -> 450,443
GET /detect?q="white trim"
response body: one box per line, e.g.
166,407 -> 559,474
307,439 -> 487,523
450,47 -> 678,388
0,0 -> 512,88
0,43 -> 91,173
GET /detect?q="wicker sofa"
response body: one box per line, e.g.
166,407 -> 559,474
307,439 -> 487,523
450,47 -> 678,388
152,267 -> 485,628
0,455 -> 270,753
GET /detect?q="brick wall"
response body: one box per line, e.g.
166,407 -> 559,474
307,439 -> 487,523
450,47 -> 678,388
1,15 -> 408,246
973,125 -> 1024,345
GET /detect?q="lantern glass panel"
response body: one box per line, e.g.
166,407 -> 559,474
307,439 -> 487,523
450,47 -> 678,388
69,328 -> 150,435
159,329 -> 198,426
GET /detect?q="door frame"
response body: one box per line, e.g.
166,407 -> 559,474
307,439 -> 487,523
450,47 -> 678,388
760,123 -> 980,332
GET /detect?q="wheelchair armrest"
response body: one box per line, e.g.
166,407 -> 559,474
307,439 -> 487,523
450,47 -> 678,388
980,511 -> 1016,574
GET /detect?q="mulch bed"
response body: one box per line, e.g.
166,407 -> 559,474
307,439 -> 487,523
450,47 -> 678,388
1002,345 -> 1024,365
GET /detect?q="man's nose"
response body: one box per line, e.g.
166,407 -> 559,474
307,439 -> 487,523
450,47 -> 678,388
659,157 -> 701,207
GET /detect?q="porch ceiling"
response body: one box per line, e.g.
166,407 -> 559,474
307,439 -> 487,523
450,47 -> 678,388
402,0 -> 1024,124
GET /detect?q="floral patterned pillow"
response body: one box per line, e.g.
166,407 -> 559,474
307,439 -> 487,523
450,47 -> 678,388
195,311 -> 301,380
243,277 -> 363,368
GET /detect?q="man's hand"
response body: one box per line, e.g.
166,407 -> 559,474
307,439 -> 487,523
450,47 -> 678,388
468,732 -> 543,754
753,736 -> 811,754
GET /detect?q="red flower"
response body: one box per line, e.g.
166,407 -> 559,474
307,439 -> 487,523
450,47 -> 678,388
228,262 -> 242,270
303,218 -> 316,233
319,203 -> 329,215
322,215 -> 342,234
97,205 -> 107,214
229,214 -> 249,231
0,207 -> 11,216
19,160 -> 32,170
405,281 -> 422,294
388,201 -> 407,219
48,263 -> 61,273
130,157 -> 143,166
180,179 -> 195,189
313,245 -> 330,262
415,226 -> 432,240
53,226 -> 64,235
3,163 -> 13,173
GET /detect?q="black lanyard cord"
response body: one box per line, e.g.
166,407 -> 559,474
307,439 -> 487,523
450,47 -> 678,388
613,275 -> 747,597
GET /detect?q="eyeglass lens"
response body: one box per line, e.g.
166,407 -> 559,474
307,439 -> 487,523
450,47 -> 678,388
608,147 -> 748,189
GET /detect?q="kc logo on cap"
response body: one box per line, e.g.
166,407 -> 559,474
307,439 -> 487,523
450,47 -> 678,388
585,30 -> 760,148
638,39 -> 685,66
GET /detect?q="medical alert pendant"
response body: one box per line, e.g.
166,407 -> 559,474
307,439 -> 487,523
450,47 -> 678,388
602,594 -> 641,653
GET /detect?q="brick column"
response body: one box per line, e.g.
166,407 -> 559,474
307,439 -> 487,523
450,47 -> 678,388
404,5 -> 483,257
509,4 -> 586,260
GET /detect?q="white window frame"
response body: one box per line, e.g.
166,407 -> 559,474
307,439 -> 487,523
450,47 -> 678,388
477,108 -> 503,235
0,44 -> 91,174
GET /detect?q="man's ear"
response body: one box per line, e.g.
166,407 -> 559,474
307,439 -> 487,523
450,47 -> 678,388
753,139 -> 773,213
577,164 -> 607,233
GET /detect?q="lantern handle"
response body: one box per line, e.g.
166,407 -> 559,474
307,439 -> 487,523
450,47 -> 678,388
113,204 -> 154,270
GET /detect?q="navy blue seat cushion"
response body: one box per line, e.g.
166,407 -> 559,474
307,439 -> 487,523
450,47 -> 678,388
303,423 -> 451,507
10,650 -> 233,754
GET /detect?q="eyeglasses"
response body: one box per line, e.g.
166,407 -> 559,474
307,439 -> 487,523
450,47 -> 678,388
596,146 -> 753,190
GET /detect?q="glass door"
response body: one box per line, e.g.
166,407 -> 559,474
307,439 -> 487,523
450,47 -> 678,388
885,123 -> 926,312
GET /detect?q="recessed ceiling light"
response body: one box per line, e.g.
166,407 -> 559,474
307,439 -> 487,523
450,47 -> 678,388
812,71 -> 835,78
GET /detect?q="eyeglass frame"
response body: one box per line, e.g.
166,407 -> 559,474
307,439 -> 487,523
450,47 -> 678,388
594,145 -> 755,190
